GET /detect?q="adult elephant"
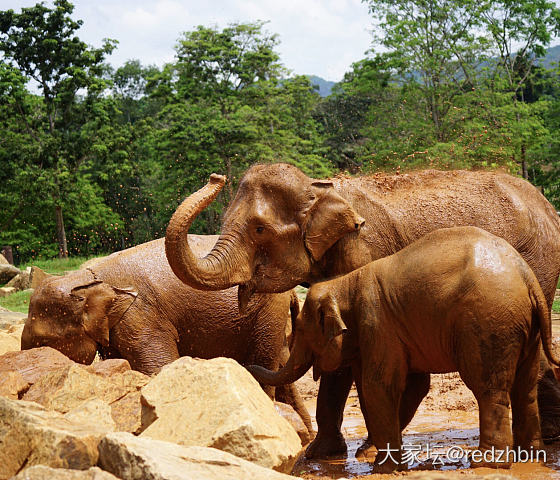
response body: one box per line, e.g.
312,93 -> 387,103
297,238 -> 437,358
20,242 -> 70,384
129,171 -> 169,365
165,163 -> 560,457
21,236 -> 311,437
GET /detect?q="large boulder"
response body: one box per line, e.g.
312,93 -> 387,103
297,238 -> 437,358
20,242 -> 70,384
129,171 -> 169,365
0,347 -> 74,384
22,361 -> 149,433
98,432 -> 298,480
0,264 -> 20,284
0,254 -> 8,265
0,397 -> 111,479
12,466 -> 120,480
140,356 -> 302,473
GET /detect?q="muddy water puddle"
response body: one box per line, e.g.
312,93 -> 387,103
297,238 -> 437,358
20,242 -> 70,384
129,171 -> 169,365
294,373 -> 560,479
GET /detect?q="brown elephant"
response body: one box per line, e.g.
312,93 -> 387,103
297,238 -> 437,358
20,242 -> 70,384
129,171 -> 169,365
164,164 -> 560,457
21,236 -> 312,436
249,227 -> 560,472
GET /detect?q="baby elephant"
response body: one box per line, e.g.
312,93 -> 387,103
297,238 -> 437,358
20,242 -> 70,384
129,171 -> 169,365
249,226 -> 560,472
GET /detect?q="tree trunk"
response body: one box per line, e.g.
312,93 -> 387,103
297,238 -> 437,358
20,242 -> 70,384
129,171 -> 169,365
55,205 -> 68,258
521,144 -> 528,180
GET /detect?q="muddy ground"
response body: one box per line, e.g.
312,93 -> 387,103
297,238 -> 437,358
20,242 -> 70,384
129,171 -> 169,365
290,322 -> 560,480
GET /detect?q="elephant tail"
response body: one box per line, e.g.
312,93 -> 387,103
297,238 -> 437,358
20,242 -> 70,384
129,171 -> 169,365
532,275 -> 560,367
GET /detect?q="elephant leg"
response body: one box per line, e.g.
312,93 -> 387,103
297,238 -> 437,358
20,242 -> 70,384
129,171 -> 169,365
305,367 -> 353,459
132,337 -> 180,376
399,372 -> 430,430
471,388 -> 513,468
459,359 -> 514,467
361,377 -> 403,473
511,339 -> 541,449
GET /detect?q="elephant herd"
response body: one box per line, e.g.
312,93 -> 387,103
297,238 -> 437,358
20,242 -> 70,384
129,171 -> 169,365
23,163 -> 560,473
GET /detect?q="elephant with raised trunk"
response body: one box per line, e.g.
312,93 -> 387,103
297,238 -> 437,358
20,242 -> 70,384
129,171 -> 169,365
165,163 -> 560,457
249,227 -> 560,472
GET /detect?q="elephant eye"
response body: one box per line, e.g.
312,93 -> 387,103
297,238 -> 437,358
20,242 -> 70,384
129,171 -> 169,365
255,226 -> 265,234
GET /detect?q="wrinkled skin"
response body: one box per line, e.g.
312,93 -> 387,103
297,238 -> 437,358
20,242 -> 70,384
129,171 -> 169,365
249,227 -> 560,473
165,164 -> 560,456
21,236 -> 312,436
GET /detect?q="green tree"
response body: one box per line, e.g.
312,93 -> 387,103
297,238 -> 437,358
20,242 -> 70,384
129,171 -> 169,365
478,0 -> 560,178
0,0 -> 117,257
362,0 -> 487,142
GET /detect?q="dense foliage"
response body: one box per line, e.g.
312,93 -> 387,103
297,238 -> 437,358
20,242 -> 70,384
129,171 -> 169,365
1,0 -> 559,263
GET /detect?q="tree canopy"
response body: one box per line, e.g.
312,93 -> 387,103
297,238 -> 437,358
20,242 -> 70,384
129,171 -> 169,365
1,0 -> 560,262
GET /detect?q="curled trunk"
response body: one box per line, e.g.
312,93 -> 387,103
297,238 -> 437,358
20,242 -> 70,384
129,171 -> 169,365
248,333 -> 313,386
165,174 -> 252,290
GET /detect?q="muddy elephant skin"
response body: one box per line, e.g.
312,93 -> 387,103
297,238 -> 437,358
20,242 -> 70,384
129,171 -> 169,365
20,236 -> 312,434
164,164 -> 560,456
250,227 -> 560,472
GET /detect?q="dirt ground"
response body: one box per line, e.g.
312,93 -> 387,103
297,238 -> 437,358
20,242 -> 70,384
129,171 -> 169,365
289,322 -> 560,480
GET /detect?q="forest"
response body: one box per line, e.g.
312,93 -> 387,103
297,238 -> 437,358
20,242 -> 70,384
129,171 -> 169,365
1,0 -> 560,263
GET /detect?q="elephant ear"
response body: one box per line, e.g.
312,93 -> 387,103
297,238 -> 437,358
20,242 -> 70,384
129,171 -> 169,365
71,282 -> 137,347
318,293 -> 348,341
312,292 -> 348,380
303,182 -> 365,261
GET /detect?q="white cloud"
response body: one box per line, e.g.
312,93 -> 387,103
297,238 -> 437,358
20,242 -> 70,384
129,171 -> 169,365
2,0 -> 375,81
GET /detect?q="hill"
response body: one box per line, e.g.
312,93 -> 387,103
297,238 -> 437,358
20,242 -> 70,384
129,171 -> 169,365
307,75 -> 336,97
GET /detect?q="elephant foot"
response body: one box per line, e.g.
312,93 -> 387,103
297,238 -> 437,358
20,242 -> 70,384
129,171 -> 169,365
304,431 -> 347,459
355,436 -> 374,456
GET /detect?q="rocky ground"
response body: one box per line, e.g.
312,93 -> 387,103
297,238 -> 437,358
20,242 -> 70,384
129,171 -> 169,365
2,307 -> 560,480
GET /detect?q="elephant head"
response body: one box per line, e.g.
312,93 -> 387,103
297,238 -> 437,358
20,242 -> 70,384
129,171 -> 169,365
247,286 -> 352,386
165,164 -> 365,306
21,269 -> 137,364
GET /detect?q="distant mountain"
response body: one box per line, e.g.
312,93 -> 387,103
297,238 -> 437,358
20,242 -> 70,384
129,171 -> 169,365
540,44 -> 560,68
307,75 -> 336,97
304,45 -> 559,99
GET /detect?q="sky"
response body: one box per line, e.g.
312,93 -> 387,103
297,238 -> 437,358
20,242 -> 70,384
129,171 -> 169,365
1,0 -> 376,82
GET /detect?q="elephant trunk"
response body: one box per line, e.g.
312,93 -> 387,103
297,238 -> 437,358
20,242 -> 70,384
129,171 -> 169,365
248,333 -> 313,386
165,174 -> 252,290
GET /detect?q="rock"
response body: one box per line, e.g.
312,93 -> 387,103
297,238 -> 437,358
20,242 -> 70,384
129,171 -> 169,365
0,397 -> 111,479
0,254 -> 8,265
22,362 -> 149,433
111,390 -> 143,434
99,432 -> 298,480
0,347 -> 74,384
30,266 -> 52,289
0,287 -> 16,297
274,401 -> 310,445
64,398 -> 116,432
85,358 -> 131,377
0,310 -> 27,329
0,370 -> 29,399
6,270 -> 31,291
12,465 -> 120,480
0,329 -> 21,356
140,356 -> 302,473
0,264 -> 20,284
